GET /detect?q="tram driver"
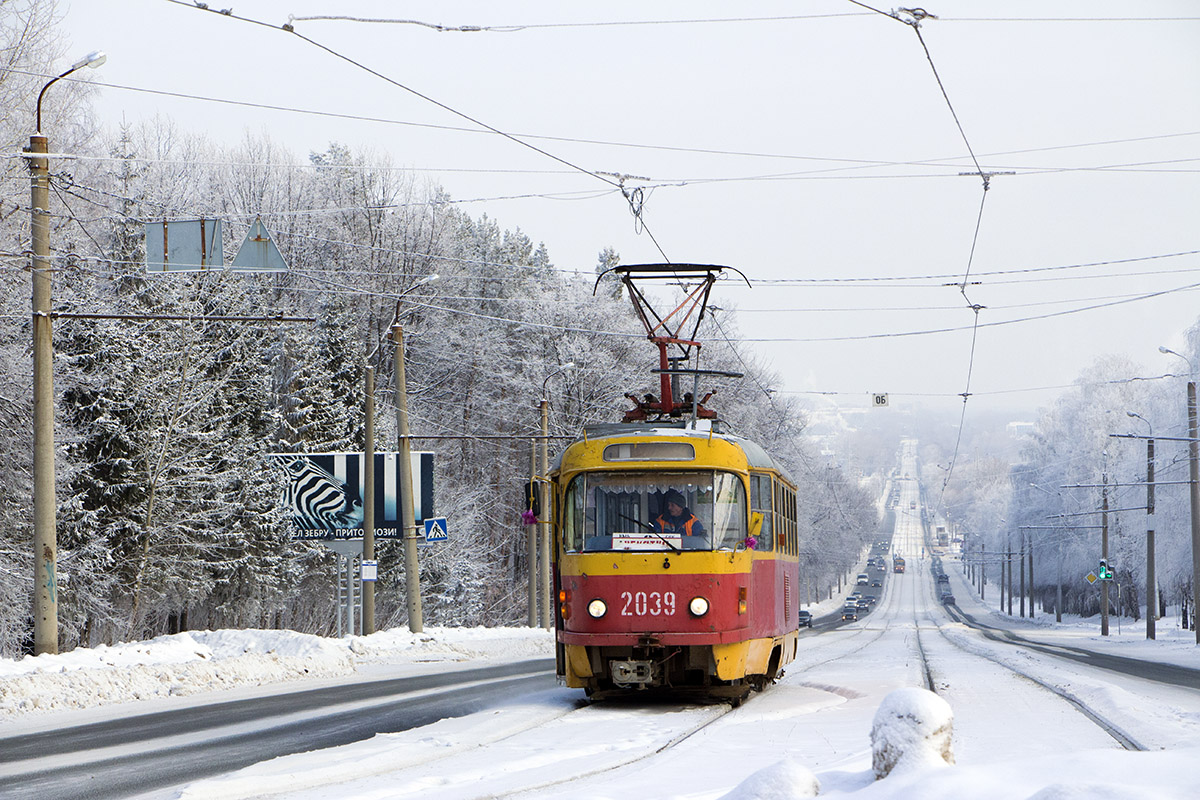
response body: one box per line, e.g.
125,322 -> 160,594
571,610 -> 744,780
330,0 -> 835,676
653,490 -> 706,538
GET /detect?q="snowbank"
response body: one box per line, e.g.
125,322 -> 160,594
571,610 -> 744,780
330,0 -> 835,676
0,626 -> 553,718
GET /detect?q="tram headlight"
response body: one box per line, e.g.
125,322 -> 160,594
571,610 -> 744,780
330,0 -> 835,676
689,596 -> 710,617
587,599 -> 607,618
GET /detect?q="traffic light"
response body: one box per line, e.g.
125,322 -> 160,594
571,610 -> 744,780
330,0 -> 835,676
1098,559 -> 1112,580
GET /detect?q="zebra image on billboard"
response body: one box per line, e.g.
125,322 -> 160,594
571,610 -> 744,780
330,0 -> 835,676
272,452 -> 435,540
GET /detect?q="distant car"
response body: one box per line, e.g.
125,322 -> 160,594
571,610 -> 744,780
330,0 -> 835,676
797,609 -> 813,628
841,607 -> 859,621
941,594 -> 956,605
856,573 -> 870,585
871,578 -> 882,587
856,599 -> 870,612
937,574 -> 949,584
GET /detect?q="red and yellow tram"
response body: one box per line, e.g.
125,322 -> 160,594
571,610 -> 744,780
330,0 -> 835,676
551,423 -> 800,701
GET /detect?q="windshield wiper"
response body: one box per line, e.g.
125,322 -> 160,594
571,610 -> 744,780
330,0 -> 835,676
618,513 -> 680,554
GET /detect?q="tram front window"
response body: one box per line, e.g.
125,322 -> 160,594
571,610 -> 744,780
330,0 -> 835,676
562,471 -> 747,552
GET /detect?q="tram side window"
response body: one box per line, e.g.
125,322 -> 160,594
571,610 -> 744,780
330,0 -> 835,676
778,483 -> 797,555
749,474 -> 773,551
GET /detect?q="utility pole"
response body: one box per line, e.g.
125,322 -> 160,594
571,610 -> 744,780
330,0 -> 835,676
1006,534 -> 1013,616
392,320 -> 423,633
1146,434 -> 1156,640
362,367 -> 375,635
26,51 -> 107,655
1028,533 -> 1035,619
28,127 -> 56,656
1190,381 -> 1200,642
1019,532 -> 1026,617
980,543 -> 986,601
539,398 -> 551,629
527,442 -> 538,627
1102,470 -> 1110,636
1160,347 -> 1200,642
1056,535 -> 1063,623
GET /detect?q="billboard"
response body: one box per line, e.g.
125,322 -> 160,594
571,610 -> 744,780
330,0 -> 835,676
272,452 -> 434,540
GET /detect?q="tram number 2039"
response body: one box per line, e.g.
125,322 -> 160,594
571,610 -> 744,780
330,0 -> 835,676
621,590 -> 676,617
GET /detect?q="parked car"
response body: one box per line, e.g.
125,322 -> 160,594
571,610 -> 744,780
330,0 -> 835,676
797,609 -> 813,628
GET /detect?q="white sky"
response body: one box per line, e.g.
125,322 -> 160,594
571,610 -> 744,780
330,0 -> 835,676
54,1 -> 1200,417
5,464 -> 1200,798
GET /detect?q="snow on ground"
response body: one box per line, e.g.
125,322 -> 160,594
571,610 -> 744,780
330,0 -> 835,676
4,554 -> 1200,797
0,625 -> 552,718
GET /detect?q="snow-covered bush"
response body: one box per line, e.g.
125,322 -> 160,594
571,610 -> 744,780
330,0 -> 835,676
871,687 -> 955,779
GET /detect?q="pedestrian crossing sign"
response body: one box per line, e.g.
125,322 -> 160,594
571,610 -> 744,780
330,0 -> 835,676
424,517 -> 448,542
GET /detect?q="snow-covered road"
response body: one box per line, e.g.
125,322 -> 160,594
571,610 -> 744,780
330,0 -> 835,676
6,442 -> 1200,799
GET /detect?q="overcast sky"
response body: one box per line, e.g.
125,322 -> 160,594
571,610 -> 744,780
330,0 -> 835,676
57,1 -> 1200,418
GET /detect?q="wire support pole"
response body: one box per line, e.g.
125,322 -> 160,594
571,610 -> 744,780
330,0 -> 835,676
392,320 -> 423,633
28,130 -> 56,655
1189,382 -> 1200,644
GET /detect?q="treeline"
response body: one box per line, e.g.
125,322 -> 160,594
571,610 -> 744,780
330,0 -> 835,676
933,343 -> 1200,624
0,5 -> 877,656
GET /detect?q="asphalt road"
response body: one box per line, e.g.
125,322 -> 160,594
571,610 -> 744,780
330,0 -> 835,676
947,605 -> 1200,691
0,658 -> 556,800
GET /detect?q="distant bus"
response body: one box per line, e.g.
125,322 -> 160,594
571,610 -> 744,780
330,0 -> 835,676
893,556 -> 906,573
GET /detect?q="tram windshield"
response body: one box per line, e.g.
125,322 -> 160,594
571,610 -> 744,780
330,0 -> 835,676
562,470 -> 747,552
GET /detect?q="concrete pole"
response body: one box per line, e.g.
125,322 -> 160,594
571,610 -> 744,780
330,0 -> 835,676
980,543 -> 986,601
527,442 -> 538,627
1006,535 -> 1013,616
539,399 -> 551,629
1029,533 -> 1035,619
29,132 -> 57,655
362,367 -> 375,635
1102,473 -> 1110,636
392,322 -> 423,632
1019,532 -> 1026,618
1146,435 -> 1155,640
1056,538 -> 1063,623
1188,382 -> 1200,643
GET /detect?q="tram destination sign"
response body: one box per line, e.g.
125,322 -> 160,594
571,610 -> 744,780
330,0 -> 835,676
272,452 -> 434,540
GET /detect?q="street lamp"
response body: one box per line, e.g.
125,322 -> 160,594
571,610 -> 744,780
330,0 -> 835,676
28,50 -> 106,656
538,362 -> 575,629
1160,345 -> 1200,643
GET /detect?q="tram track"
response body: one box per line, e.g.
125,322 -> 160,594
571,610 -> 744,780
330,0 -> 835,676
903,536 -> 1148,751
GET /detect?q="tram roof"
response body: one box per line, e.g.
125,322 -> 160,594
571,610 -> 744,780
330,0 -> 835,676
558,421 -> 793,482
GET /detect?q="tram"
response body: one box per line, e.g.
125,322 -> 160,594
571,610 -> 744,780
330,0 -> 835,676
550,265 -> 801,702
893,556 -> 906,573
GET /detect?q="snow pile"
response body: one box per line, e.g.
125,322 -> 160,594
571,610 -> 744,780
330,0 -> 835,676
871,687 -> 955,779
719,757 -> 820,799
346,625 -> 552,664
0,626 -> 552,717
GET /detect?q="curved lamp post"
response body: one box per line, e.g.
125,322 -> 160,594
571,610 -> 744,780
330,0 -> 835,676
1159,346 -> 1199,643
29,50 -> 106,655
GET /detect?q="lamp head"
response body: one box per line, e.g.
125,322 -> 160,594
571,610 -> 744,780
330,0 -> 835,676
71,51 -> 107,71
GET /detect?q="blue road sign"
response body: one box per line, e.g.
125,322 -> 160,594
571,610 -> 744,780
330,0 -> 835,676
424,517 -> 448,542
